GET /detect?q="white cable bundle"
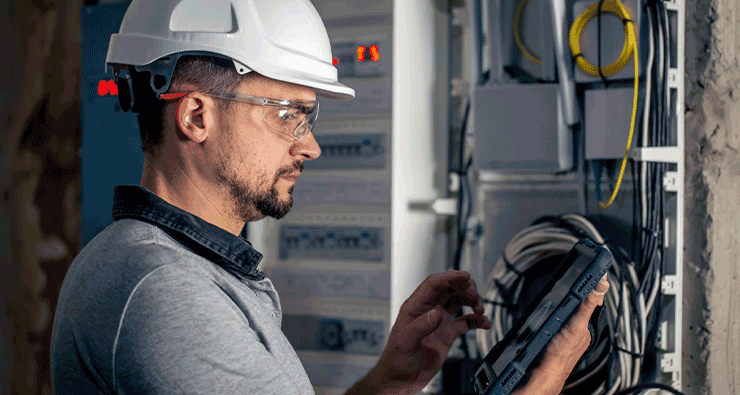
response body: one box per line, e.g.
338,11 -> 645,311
476,214 -> 655,395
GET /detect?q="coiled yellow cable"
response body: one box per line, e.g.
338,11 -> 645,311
569,0 -> 635,77
569,0 -> 638,208
513,0 -> 542,64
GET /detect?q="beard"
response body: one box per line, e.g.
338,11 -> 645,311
214,145 -> 302,222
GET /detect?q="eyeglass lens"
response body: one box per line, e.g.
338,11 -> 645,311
262,102 -> 318,139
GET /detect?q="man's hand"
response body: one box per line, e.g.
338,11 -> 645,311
348,270 -> 491,395
512,274 -> 610,395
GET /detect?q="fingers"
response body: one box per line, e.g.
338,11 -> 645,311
402,271 -> 484,317
396,307 -> 491,355
395,307 -> 445,354
567,274 -> 609,331
440,278 -> 484,316
405,271 -> 470,309
433,312 -> 492,349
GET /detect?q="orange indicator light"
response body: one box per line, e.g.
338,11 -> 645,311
357,46 -> 366,62
369,45 -> 380,62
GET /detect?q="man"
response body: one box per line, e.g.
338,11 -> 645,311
51,1 -> 608,394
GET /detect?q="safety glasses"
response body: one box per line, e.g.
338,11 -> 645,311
158,91 -> 319,141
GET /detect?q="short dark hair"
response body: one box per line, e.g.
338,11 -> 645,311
135,55 -> 256,154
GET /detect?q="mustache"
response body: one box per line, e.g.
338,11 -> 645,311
276,161 -> 304,178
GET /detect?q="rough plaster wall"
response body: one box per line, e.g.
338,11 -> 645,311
2,0 -> 83,394
685,0 -> 740,393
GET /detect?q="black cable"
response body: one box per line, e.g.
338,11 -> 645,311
613,383 -> 688,395
659,0 -> 670,148
644,0 -> 670,369
597,0 -> 609,86
639,0 -> 661,295
453,100 -> 471,272
453,100 -> 472,360
631,159 -> 639,263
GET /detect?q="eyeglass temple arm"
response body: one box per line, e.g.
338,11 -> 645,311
158,92 -> 190,100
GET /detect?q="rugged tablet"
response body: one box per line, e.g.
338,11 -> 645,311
472,238 -> 613,395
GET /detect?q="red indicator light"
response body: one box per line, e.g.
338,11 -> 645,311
357,46 -> 366,62
108,79 -> 118,96
332,58 -> 338,65
369,45 -> 380,62
97,80 -> 108,96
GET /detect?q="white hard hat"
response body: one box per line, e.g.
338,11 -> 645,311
106,0 -> 355,101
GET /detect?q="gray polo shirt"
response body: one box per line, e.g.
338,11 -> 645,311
51,185 -> 314,394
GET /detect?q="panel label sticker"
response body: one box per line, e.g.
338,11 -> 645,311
279,225 -> 385,262
293,176 -> 390,206
270,268 -> 391,300
305,133 -> 387,170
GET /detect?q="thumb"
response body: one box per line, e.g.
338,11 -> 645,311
570,274 -> 609,329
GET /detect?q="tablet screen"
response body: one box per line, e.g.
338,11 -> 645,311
487,252 -> 589,377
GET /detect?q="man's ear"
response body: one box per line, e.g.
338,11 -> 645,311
176,92 -> 214,144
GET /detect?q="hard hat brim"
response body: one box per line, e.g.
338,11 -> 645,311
107,34 -> 355,101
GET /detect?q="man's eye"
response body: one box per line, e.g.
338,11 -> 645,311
278,109 -> 299,120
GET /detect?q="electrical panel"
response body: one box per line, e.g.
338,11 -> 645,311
249,3 -> 396,393
270,267 -> 391,300
319,20 -> 392,116
465,0 -> 686,392
485,0 -> 556,83
282,314 -> 385,355
306,133 -> 388,169
292,174 -> 390,207
277,275 -> 392,393
279,225 -> 385,262
474,0 -> 576,174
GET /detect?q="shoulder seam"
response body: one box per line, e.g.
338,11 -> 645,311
111,265 -> 182,391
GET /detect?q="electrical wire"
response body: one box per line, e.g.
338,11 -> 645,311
513,0 -> 542,64
569,0 -> 636,77
476,213 -> 675,395
469,0 -> 676,392
613,383 -> 687,395
453,100 -> 472,272
569,0 -> 639,209
453,100 -> 474,360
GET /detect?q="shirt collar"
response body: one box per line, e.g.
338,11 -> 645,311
111,185 -> 264,281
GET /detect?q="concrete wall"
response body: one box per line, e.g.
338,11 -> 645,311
684,0 -> 740,393
1,1 -> 83,394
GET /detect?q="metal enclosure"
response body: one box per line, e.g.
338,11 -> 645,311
473,84 -> 573,172
462,0 -> 686,392
248,1 -> 452,394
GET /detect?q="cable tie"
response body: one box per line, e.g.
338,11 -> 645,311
598,69 -> 609,86
641,227 -> 659,237
502,253 -> 523,277
572,52 -> 585,62
616,346 -> 644,358
622,18 -> 634,26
